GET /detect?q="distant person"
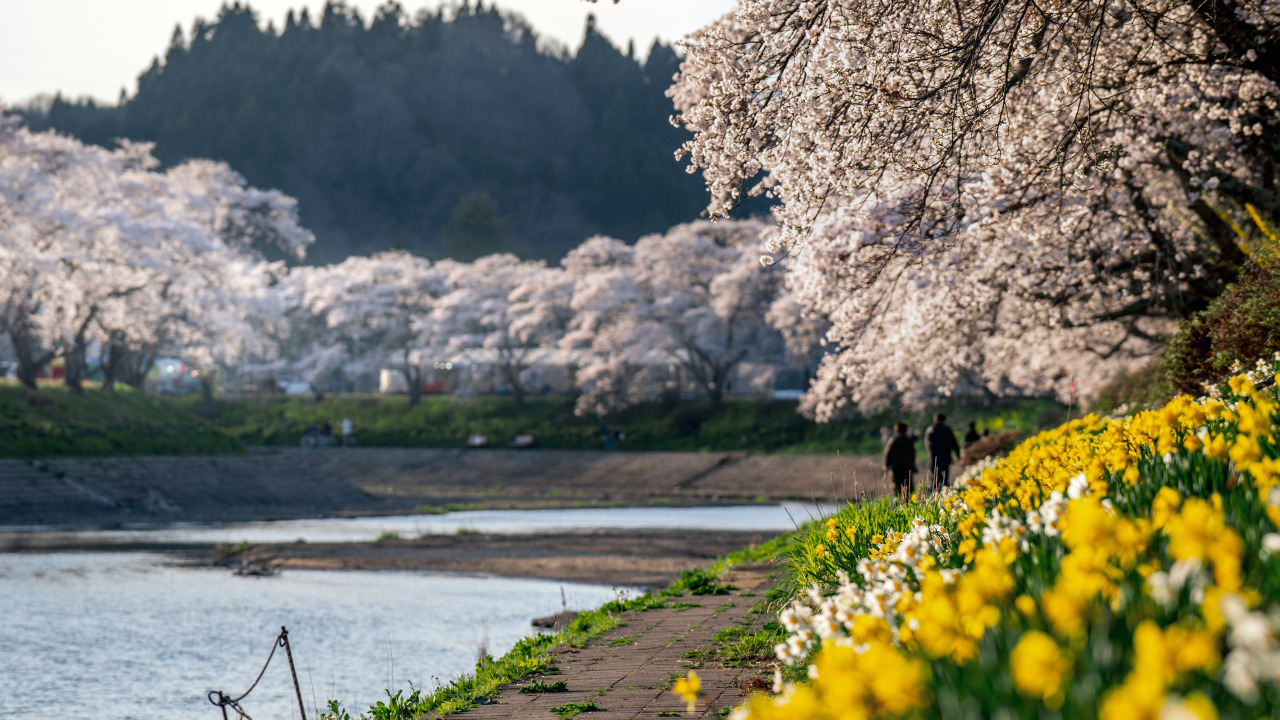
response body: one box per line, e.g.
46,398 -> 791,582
342,417 -> 354,447
602,424 -> 614,451
883,422 -> 916,501
924,413 -> 961,490
879,425 -> 892,445
320,421 -> 333,442
964,421 -> 981,447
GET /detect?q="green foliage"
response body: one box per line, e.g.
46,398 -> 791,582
186,394 -> 1061,456
1163,263 -> 1280,396
0,381 -> 241,458
664,568 -> 733,597
550,701 -> 602,719
518,680 -> 567,694
781,496 -> 949,598
322,699 -> 352,720
366,688 -> 422,720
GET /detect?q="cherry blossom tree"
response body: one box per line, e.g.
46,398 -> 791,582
287,251 -> 446,406
670,0 -> 1280,415
426,256 -> 572,408
638,219 -> 785,406
0,115 -> 312,396
561,235 -> 666,417
564,220 -> 787,416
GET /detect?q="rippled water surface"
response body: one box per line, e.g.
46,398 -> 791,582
0,552 -> 631,720
26,503 -> 834,545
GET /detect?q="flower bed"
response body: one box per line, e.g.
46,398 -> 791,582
736,359 -> 1280,719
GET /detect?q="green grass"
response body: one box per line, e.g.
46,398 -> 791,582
182,393 -> 1063,455
0,381 -> 241,457
518,680 -> 568,694
550,701 -> 603,719
717,621 -> 785,667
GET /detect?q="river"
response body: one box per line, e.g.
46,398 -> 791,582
0,551 -> 630,720
1,504 -> 829,720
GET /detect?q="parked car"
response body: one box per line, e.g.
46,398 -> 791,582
278,380 -> 313,396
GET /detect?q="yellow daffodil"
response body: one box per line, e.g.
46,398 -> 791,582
673,671 -> 701,713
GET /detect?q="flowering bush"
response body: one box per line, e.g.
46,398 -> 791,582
738,357 -> 1280,719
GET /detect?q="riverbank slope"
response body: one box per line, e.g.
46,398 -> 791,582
0,447 -> 886,529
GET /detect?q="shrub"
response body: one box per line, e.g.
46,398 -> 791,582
957,429 -> 1021,467
1164,263 -> 1280,396
1091,360 -> 1173,415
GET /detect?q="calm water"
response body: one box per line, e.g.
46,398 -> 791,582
0,552 -> 633,720
13,503 -> 833,545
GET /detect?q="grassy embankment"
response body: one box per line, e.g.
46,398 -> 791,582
186,393 -> 1064,455
1,381 -> 1066,458
0,381 -> 240,458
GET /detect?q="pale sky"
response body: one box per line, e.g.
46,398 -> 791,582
0,0 -> 736,106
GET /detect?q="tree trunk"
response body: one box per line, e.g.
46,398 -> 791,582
707,381 -> 725,409
14,358 -> 39,390
503,361 -> 525,409
401,364 -> 422,408
63,346 -> 88,392
62,310 -> 97,393
99,345 -> 117,394
9,329 -> 51,391
200,374 -> 216,411
109,345 -> 156,390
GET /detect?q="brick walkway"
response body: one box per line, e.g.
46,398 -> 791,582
453,564 -> 777,720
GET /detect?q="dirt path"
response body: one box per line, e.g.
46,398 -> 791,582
454,563 -> 777,720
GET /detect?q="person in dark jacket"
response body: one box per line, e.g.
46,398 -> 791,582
924,413 -> 961,490
964,421 -> 981,447
883,422 -> 916,500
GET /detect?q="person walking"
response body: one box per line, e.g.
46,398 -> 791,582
964,420 -> 981,447
924,413 -> 961,490
883,422 -> 916,501
341,417 -> 354,447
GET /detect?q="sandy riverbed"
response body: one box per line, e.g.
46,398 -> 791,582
221,528 -> 780,589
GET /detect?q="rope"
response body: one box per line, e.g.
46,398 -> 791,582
208,626 -> 307,720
